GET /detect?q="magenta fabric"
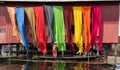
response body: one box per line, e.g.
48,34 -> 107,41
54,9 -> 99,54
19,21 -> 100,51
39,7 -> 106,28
91,6 -> 102,51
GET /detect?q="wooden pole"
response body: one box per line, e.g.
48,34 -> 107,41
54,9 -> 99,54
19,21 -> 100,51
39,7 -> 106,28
62,51 -> 64,57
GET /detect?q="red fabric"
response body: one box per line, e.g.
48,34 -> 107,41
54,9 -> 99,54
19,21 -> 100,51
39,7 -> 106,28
38,62 -> 47,70
63,6 -> 74,51
34,6 -> 47,54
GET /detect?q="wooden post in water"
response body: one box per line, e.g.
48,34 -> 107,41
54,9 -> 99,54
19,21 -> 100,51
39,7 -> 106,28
114,43 -> 117,64
97,43 -> 99,56
62,51 -> 64,57
8,44 -> 11,65
88,52 -> 89,63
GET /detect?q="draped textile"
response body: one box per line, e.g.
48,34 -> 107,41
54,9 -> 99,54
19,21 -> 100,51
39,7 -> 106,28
16,8 -> 30,52
63,6 -> 74,51
82,6 -> 91,52
91,6 -> 102,51
34,6 -> 47,54
25,7 -> 37,46
44,5 -> 54,44
73,7 -> 83,53
7,7 -> 23,44
53,6 -> 66,51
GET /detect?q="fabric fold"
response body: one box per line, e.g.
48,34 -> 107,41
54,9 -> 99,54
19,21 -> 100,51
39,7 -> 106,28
34,6 -> 47,54
73,6 -> 83,53
53,6 -> 66,51
7,7 -> 23,44
25,7 -> 37,46
82,6 -> 91,52
63,6 -> 74,51
16,8 -> 30,52
44,5 -> 54,44
91,6 -> 102,51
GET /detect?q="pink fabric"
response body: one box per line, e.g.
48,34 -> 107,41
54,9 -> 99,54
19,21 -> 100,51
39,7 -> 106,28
91,6 -> 102,51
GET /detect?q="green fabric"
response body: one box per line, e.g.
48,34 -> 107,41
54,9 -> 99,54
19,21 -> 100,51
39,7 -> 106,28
56,62 -> 66,70
53,6 -> 66,51
25,7 -> 37,46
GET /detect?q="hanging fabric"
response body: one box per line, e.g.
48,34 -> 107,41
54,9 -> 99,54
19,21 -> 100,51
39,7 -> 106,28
73,6 -> 83,53
16,8 -> 30,52
44,5 -> 54,44
53,6 -> 66,51
25,7 -> 38,46
91,6 -> 102,51
63,6 -> 74,51
34,6 -> 47,54
82,6 -> 91,52
7,7 -> 23,44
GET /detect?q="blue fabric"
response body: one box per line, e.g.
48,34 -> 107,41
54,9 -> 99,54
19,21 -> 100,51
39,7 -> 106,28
16,8 -> 30,52
24,63 -> 28,70
44,5 -> 54,44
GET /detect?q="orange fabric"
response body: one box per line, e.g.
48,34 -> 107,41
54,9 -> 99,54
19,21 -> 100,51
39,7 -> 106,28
84,63 -> 89,70
82,6 -> 91,52
7,7 -> 23,44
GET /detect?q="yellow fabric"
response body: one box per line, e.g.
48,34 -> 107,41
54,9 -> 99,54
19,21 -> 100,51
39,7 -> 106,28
74,62 -> 83,70
7,7 -> 23,44
73,7 -> 83,53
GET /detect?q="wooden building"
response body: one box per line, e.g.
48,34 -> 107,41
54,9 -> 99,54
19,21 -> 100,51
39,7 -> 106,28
0,0 -> 119,57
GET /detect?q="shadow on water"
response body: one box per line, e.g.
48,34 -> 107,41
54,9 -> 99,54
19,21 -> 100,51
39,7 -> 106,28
0,59 -> 118,70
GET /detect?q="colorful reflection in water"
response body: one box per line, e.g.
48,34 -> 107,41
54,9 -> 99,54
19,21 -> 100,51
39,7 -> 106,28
0,60 -> 117,70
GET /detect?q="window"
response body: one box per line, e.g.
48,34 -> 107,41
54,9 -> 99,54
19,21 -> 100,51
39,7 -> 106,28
0,29 -> 6,33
